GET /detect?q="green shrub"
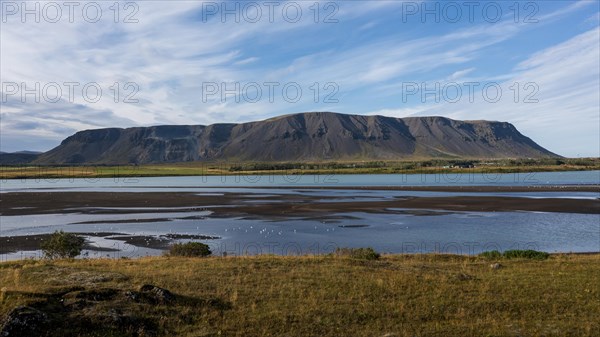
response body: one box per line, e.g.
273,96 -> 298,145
167,242 -> 212,257
335,247 -> 380,260
479,249 -> 549,260
41,230 -> 85,259
479,250 -> 502,259
502,249 -> 550,260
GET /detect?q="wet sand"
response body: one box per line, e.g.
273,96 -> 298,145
104,184 -> 600,192
1,188 -> 598,218
284,185 -> 600,193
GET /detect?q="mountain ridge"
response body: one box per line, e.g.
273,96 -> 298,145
32,112 -> 558,164
0,151 -> 42,165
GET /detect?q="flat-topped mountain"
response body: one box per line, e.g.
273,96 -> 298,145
33,112 -> 558,164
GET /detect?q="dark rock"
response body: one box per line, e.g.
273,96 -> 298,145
86,308 -> 157,336
139,285 -> 175,304
456,272 -> 474,281
105,308 -> 124,324
74,288 -> 119,301
0,306 -> 48,336
124,290 -> 139,302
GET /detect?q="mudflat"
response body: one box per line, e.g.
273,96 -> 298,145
1,187 -> 598,217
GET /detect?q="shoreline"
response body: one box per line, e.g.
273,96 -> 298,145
0,232 -> 221,255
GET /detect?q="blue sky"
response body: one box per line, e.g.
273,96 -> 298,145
1,0 -> 599,157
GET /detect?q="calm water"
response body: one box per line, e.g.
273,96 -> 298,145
1,170 -> 599,192
1,171 -> 599,260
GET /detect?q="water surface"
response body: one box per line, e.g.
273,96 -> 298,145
1,171 -> 598,260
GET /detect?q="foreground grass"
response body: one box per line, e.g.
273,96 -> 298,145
1,157 -> 599,179
1,254 -> 598,336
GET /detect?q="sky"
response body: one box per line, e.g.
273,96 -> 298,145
0,0 -> 599,157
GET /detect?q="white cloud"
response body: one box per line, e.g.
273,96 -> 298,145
448,68 -> 476,81
0,1 -> 597,157
407,28 -> 600,157
0,0 -> 522,140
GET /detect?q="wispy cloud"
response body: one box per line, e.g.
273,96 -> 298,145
403,28 -> 600,157
448,68 -> 476,81
0,1 -> 597,157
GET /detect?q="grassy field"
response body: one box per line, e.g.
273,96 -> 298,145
1,254 -> 599,336
1,158 -> 599,179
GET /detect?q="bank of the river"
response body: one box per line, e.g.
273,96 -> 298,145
1,158 -> 599,179
0,254 -> 598,336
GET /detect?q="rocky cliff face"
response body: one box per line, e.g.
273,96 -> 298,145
34,112 -> 558,164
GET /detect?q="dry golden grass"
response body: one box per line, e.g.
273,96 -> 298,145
1,254 -> 599,336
